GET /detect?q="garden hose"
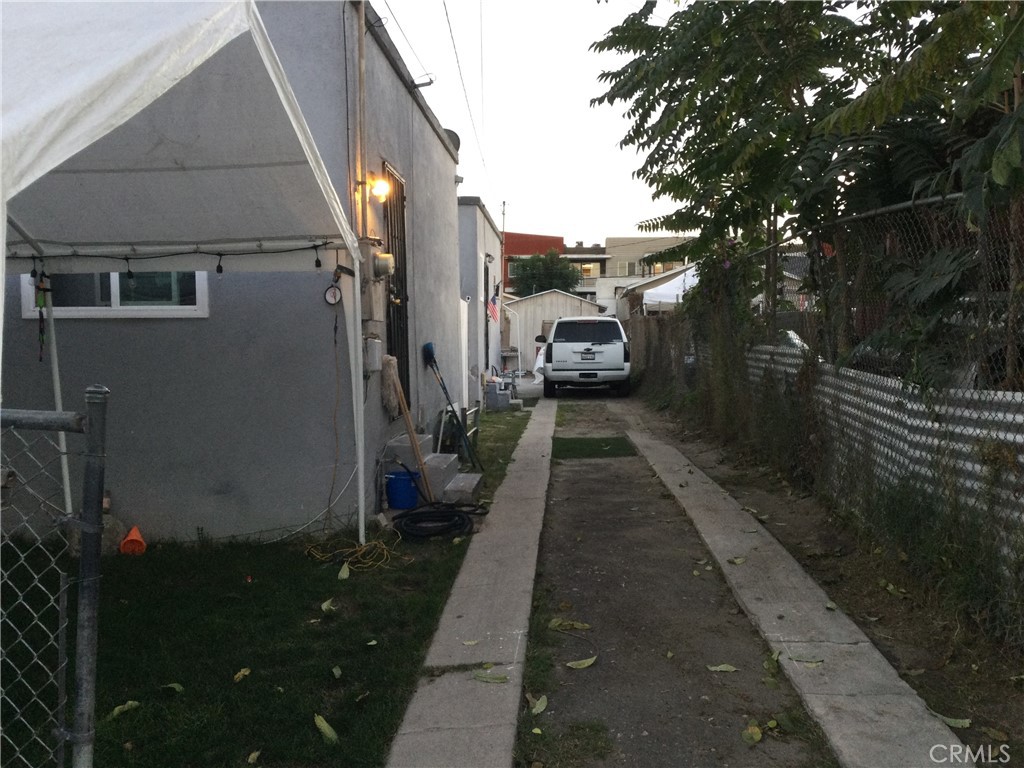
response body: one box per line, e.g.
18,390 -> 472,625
390,501 -> 489,540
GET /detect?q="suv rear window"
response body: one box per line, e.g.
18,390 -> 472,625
552,320 -> 623,343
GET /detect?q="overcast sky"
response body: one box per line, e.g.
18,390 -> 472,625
377,0 -> 680,246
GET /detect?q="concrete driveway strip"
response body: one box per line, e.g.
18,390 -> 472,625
387,400 -> 556,768
614,401 -> 972,768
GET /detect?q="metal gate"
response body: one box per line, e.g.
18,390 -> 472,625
1,386 -> 109,768
383,162 -> 410,398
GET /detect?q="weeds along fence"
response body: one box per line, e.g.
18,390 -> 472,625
1,386 -> 109,768
629,197 -> 1024,649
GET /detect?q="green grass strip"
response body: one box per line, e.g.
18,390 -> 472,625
551,436 -> 637,459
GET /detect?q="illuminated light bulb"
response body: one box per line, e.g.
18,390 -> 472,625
370,177 -> 391,203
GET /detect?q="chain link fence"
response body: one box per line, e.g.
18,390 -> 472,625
2,388 -> 109,768
630,197 -> 1024,649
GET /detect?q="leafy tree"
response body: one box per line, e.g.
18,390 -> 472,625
591,1 -> 883,256
509,250 -> 580,296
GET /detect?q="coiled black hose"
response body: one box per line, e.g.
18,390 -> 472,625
391,502 -> 489,539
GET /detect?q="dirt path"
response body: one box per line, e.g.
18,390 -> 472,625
517,393 -> 838,768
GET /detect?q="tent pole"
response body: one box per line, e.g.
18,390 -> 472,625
44,290 -> 75,522
7,215 -> 74,521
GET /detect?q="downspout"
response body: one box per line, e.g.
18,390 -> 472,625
352,1 -> 369,544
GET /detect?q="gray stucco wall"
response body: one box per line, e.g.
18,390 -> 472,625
458,198 -> 503,392
3,272 -> 358,540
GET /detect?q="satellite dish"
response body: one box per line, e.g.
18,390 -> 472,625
444,129 -> 461,151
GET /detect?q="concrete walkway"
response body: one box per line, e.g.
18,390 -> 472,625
386,398 -> 556,768
387,393 -> 970,768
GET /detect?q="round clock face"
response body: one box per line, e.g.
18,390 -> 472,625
324,285 -> 342,305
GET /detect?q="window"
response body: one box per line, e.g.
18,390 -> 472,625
20,272 -> 209,319
551,319 -> 623,343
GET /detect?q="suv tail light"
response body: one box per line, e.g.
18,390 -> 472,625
623,342 -> 630,363
545,342 -> 552,363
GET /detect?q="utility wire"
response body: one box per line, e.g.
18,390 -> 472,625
380,0 -> 431,81
442,0 -> 486,168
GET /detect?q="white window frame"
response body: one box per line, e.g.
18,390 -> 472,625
20,272 -> 210,319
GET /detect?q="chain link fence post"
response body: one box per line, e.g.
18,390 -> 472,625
70,385 -> 109,768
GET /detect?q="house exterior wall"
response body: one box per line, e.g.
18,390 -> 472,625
458,198 -> 502,394
3,273 -> 354,540
1,2 -> 465,540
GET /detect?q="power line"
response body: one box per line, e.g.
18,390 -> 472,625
442,0 -> 486,168
380,0 -> 431,80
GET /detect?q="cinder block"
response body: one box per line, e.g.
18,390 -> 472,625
443,472 -> 483,504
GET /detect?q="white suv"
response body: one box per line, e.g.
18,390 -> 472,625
542,316 -> 631,398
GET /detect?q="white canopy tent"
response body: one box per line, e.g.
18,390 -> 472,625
642,265 -> 699,313
1,1 -> 369,538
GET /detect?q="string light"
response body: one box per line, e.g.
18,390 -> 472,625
124,258 -> 136,289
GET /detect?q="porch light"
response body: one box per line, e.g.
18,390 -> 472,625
369,176 -> 391,203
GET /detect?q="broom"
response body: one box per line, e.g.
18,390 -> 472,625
422,343 -> 483,470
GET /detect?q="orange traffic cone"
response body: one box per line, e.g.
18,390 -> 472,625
120,526 -> 146,555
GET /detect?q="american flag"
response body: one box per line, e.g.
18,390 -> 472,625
487,290 -> 499,323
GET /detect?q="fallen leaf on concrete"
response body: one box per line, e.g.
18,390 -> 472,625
707,664 -> 739,673
789,655 -> 824,667
825,601 -> 838,611
473,671 -> 509,683
462,640 -> 479,646
727,557 -> 747,565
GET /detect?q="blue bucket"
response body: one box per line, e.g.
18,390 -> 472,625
385,471 -> 421,510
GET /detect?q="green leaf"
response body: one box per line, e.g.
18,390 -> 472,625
314,713 -> 340,744
741,722 -> 763,745
321,598 -> 337,613
338,562 -> 350,580
531,695 -> 548,715
727,557 -> 746,565
107,700 -> 140,720
929,709 -> 971,729
566,655 -> 598,669
473,671 -> 509,684
707,663 -> 739,673
332,666 -> 342,679
160,683 -> 184,693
